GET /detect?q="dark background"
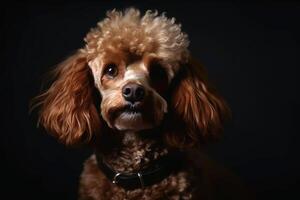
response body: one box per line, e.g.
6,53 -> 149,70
2,1 -> 299,199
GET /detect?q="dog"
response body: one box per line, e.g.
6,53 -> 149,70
32,8 -> 250,200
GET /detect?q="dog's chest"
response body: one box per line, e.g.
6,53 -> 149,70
79,132 -> 194,199
103,131 -> 168,172
80,155 -> 193,200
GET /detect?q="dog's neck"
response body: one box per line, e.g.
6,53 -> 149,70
97,130 -> 169,173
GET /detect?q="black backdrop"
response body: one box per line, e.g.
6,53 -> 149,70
2,1 -> 300,200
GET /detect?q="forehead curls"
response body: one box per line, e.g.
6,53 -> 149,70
82,8 -> 190,63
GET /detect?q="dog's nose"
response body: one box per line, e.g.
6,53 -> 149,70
122,83 -> 145,103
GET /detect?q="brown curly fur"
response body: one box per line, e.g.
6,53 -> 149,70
79,131 -> 194,200
31,8 -> 253,200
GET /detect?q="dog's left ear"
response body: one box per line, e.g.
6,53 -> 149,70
165,58 -> 230,148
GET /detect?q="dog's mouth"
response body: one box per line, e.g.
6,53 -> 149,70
108,102 -> 145,122
112,103 -> 153,131
117,103 -> 143,117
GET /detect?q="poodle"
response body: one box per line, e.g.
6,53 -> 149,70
32,8 -> 249,200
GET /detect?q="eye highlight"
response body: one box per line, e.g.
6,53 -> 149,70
104,63 -> 118,78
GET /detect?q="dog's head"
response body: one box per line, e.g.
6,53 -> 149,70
33,8 -> 229,148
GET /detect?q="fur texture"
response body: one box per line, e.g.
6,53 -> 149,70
31,8 -> 240,200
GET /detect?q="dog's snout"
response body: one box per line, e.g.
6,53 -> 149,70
122,83 -> 145,103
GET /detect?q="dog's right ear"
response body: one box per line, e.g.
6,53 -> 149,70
164,58 -> 230,148
31,51 -> 102,145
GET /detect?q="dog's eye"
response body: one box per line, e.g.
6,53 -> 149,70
149,62 -> 168,93
149,62 -> 168,82
104,64 -> 118,78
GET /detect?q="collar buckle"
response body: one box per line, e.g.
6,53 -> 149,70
137,172 -> 145,189
112,173 -> 121,184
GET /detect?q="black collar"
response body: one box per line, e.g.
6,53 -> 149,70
95,152 -> 182,190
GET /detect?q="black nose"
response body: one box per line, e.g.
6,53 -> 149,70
122,83 -> 145,103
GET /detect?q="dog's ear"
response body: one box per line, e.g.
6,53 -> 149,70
165,58 -> 230,148
31,51 -> 101,145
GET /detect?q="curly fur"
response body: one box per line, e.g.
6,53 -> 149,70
79,155 -> 192,200
30,8 -> 243,200
84,9 -> 189,66
79,132 -> 194,200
